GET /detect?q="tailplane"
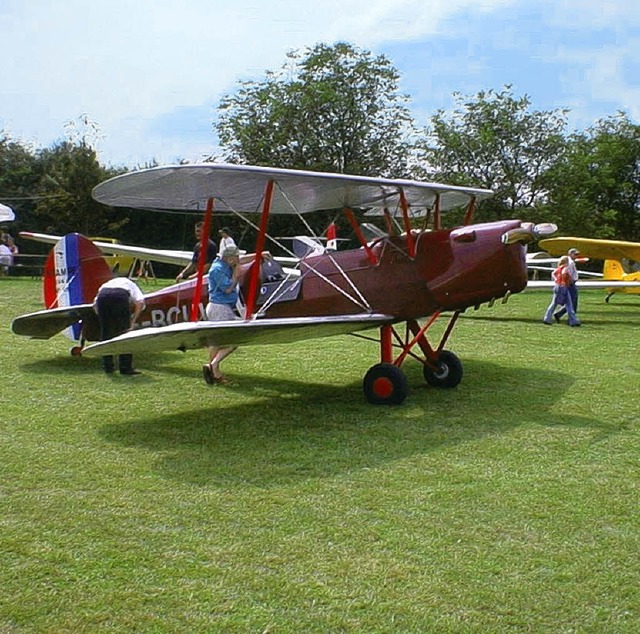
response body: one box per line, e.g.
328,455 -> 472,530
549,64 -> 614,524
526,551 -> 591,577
42,234 -> 113,340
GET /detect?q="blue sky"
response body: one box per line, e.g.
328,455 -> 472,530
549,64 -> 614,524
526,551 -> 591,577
1,0 -> 638,168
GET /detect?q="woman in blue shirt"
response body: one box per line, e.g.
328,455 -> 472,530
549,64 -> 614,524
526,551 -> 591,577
203,246 -> 241,384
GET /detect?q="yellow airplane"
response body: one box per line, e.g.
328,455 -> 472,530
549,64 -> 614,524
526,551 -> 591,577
539,237 -> 640,302
89,237 -> 136,275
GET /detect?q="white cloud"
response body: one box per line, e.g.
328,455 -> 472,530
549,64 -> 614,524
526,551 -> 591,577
1,0 -> 638,166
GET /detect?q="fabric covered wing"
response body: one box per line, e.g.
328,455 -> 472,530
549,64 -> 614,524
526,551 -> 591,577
92,164 -> 493,215
539,237 -> 640,262
527,280 -> 640,289
11,304 -> 96,339
83,313 -> 394,356
21,231 -> 193,267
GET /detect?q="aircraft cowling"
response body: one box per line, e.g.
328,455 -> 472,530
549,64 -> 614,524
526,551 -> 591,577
418,220 -> 529,311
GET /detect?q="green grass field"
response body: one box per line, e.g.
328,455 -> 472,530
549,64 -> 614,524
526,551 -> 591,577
2,277 -> 639,633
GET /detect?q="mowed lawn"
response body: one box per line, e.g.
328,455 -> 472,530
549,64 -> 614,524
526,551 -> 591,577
1,277 -> 639,633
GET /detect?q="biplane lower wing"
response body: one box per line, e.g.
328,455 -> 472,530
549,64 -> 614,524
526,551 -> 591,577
11,304 -> 96,339
83,313 -> 395,356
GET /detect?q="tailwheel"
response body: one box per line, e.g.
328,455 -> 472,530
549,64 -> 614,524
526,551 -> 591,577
363,363 -> 408,405
423,350 -> 463,388
70,346 -> 84,357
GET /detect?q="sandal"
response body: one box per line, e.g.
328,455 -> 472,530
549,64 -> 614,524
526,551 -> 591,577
212,375 -> 233,385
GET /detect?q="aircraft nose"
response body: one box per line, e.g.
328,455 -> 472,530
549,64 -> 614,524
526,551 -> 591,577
501,222 -> 557,245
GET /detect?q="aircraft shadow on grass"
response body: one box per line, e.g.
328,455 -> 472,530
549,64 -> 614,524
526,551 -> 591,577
19,351 -> 182,376
90,358 -> 608,488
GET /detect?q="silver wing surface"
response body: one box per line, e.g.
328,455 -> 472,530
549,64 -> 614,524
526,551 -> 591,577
92,164 -> 493,215
11,304 -> 95,339
0,202 -> 14,222
527,280 -> 640,289
20,231 -> 193,267
83,313 -> 394,356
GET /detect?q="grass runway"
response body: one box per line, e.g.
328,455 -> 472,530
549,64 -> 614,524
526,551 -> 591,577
1,278 -> 639,632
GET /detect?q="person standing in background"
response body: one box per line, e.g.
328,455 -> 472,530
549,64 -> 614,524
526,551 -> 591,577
217,227 -> 237,257
554,247 -> 580,323
175,221 -> 217,282
543,256 -> 581,327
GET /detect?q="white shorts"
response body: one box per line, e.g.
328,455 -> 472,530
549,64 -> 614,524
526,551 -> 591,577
206,302 -> 239,321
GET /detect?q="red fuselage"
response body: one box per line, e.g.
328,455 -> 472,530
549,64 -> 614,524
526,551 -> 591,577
130,219 -> 527,328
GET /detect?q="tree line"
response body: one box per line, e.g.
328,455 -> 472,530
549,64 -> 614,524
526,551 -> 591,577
2,41 -> 639,256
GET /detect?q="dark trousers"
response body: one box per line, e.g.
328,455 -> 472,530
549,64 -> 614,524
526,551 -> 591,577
95,289 -> 133,373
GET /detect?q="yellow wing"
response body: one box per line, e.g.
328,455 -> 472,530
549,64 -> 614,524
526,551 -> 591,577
539,237 -> 640,262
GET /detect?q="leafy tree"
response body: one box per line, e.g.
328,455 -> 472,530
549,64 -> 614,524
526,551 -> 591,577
543,113 -> 640,240
32,140 -> 125,236
216,42 -> 415,178
419,86 -> 569,223
0,133 -> 39,239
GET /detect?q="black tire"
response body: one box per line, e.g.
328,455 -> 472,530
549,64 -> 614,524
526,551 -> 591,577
363,363 -> 408,405
423,350 -> 463,388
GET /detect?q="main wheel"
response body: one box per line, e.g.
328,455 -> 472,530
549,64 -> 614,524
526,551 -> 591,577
363,363 -> 408,405
423,350 -> 463,388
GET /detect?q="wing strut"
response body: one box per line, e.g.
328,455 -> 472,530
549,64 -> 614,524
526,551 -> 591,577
462,197 -> 477,226
245,179 -> 275,319
398,189 -> 416,258
191,197 -> 214,321
433,193 -> 441,230
382,209 -> 395,236
344,208 -> 378,265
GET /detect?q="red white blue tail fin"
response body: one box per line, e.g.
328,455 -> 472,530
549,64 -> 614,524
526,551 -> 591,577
42,234 -> 113,340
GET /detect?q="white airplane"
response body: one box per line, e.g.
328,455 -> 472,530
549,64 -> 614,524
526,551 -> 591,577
0,203 -> 15,223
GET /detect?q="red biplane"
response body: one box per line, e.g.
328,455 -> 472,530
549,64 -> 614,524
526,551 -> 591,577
12,164 -> 556,404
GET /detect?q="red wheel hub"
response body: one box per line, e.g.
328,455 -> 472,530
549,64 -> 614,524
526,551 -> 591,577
372,376 -> 394,398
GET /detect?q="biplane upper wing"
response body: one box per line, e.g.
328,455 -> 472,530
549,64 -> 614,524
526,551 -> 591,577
92,164 -> 494,214
20,231 -> 193,267
11,304 -> 96,339
539,237 -> 640,262
83,313 -> 395,357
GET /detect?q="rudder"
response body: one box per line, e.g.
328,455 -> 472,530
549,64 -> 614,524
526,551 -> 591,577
42,234 -> 113,340
603,259 -> 624,280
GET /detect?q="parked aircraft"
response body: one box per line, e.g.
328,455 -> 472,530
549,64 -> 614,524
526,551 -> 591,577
538,237 -> 640,301
13,164 -> 557,404
0,203 -> 15,222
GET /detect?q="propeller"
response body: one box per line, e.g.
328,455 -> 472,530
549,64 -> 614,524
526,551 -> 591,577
501,222 -> 558,246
